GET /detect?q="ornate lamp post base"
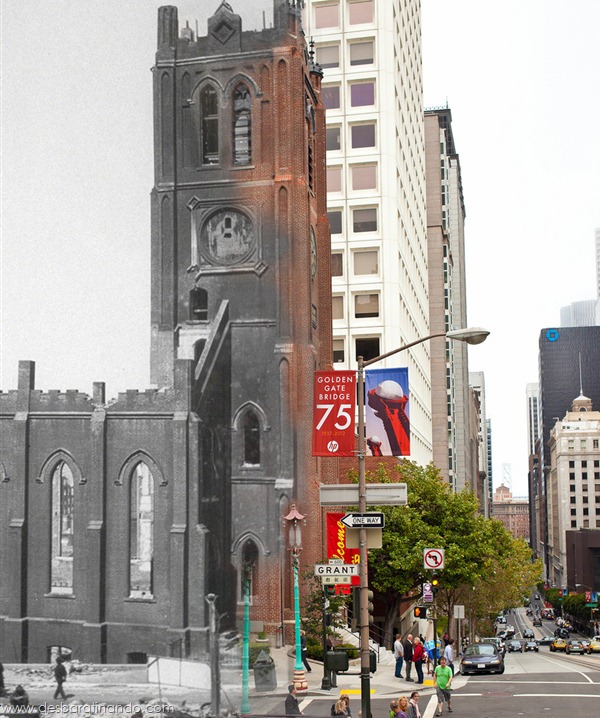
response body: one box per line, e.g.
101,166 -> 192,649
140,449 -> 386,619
293,668 -> 308,691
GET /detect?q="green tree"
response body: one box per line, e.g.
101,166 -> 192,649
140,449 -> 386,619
301,568 -> 349,654
349,460 -> 542,644
562,592 -> 588,622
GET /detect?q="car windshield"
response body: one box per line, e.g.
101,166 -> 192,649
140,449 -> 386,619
466,644 -> 496,656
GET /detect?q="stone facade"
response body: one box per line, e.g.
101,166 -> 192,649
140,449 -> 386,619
0,1 -> 334,663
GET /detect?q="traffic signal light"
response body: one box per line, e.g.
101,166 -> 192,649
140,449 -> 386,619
324,584 -> 336,596
431,573 -> 440,595
367,589 -> 374,625
351,586 -> 360,631
351,587 -> 375,628
414,606 -> 425,618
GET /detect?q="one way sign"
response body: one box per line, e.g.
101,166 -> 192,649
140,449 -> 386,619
341,512 -> 385,529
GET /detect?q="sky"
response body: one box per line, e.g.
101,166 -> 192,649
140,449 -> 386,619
2,0 -> 599,497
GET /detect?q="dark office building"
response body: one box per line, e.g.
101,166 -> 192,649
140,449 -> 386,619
539,326 -> 600,466
537,326 -> 600,576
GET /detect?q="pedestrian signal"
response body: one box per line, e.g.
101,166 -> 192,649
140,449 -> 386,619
414,606 -> 425,618
367,589 -> 374,625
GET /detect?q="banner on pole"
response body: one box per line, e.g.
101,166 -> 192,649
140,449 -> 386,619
365,367 -> 410,456
326,512 -> 360,587
312,371 -> 357,456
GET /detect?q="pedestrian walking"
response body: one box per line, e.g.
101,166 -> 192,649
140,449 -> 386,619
393,633 -> 404,679
403,634 -> 414,681
407,691 -> 421,718
52,657 -> 68,700
433,656 -> 453,715
412,637 -> 425,684
300,630 -> 311,673
396,696 -> 409,718
443,638 -> 455,675
331,694 -> 351,716
285,684 -> 303,715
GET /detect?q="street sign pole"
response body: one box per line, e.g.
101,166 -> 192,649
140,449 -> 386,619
356,355 -> 371,718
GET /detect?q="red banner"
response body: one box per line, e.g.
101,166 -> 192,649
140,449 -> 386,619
326,512 -> 360,587
312,370 -> 356,456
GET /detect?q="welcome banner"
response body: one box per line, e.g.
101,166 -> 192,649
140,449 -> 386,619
326,512 -> 360,587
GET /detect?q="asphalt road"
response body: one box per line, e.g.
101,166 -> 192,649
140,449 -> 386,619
256,649 -> 600,718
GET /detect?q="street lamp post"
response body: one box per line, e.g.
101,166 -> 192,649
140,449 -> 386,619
356,327 -> 489,718
240,564 -> 252,715
284,504 -> 308,691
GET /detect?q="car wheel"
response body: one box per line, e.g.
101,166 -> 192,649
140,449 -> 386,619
499,666 -> 505,674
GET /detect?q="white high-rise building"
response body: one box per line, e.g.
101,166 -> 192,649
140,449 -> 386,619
469,371 -> 490,514
547,394 -> 600,588
526,382 -> 540,457
304,0 -> 432,463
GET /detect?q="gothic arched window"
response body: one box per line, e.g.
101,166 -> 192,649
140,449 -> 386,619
233,85 -> 252,165
190,287 -> 208,320
243,412 -> 260,465
129,462 -> 155,597
51,462 -> 74,593
201,85 -> 219,165
241,539 -> 259,601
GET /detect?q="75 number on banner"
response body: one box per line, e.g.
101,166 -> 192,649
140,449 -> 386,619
312,371 -> 357,456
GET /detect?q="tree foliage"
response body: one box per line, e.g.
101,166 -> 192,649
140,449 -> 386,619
347,460 -> 542,643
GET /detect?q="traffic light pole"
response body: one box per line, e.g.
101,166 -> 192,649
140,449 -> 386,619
357,356 -> 371,718
321,587 -> 332,690
354,331 -> 489,718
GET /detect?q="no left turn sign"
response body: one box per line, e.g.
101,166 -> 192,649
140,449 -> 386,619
423,548 -> 445,569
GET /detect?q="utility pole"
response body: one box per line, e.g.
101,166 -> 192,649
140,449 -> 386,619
206,593 -> 220,717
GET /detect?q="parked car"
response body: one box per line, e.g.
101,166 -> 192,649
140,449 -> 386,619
554,627 -> 570,639
532,618 -> 543,627
550,637 -> 567,652
507,640 -> 523,653
497,629 -> 508,640
524,640 -> 539,652
535,593 -> 541,600
460,643 -> 505,675
566,639 -> 586,655
587,638 -> 600,654
523,629 -> 535,639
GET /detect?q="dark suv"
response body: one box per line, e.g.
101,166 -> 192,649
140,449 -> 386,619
554,627 -> 569,639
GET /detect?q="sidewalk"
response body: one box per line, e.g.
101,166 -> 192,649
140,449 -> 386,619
248,646 -> 467,713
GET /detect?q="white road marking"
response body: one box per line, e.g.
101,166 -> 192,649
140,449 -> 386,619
534,652 -> 595,682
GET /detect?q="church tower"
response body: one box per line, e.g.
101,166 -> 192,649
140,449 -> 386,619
0,2 -> 333,663
150,1 -> 332,630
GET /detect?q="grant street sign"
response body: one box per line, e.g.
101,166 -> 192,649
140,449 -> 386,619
341,512 -> 385,529
314,563 -> 359,577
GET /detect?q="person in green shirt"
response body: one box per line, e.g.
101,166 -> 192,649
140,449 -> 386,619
433,656 -> 453,715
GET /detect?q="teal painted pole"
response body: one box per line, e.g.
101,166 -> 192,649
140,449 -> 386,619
240,574 -> 251,714
293,555 -> 303,672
